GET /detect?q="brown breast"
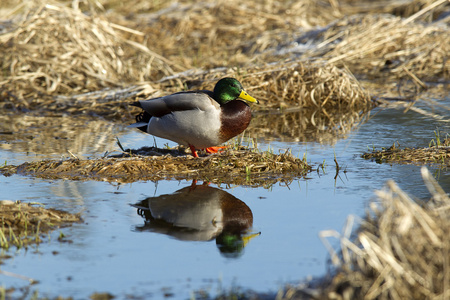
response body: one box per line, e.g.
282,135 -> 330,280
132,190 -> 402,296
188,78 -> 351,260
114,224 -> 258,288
219,101 -> 252,143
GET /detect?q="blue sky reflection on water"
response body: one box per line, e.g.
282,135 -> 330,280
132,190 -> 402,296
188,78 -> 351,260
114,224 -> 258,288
1,99 -> 450,299
2,171 -> 365,299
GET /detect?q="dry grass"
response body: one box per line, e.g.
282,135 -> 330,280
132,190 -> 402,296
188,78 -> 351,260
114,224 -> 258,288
324,167 -> 450,299
0,0 -> 177,109
0,0 -> 344,108
0,200 -> 81,250
362,137 -> 450,167
1,0 -> 447,121
128,0 -> 341,69
280,167 -> 450,299
1,59 -> 374,122
287,12 -> 450,82
0,146 -> 311,186
128,0 -> 449,69
336,0 -> 450,21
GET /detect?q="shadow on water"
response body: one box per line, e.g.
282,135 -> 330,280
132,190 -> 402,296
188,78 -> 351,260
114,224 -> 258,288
131,181 -> 260,259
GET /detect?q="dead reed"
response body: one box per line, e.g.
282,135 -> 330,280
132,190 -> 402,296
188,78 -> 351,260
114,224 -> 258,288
1,0 -> 447,112
84,60 -> 372,121
129,0 -> 449,69
0,146 -> 311,186
3,0 -> 445,122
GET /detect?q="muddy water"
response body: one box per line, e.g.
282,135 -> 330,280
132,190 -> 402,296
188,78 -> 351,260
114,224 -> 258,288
1,98 -> 450,299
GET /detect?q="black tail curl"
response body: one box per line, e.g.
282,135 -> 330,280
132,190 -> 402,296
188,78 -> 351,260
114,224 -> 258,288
131,101 -> 151,133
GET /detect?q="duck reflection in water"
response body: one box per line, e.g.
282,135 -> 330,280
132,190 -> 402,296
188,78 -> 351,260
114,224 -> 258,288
132,181 -> 260,258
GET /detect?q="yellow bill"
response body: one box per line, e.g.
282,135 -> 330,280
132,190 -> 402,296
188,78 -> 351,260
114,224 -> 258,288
239,90 -> 259,104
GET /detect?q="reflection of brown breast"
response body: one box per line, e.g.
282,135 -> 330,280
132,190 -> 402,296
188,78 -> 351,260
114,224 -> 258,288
219,101 -> 252,143
220,193 -> 253,233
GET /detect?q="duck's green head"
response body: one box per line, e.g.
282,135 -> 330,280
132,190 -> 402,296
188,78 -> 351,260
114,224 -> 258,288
213,78 -> 259,105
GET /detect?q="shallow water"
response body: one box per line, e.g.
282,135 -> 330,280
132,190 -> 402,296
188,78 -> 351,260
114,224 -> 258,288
1,97 -> 449,299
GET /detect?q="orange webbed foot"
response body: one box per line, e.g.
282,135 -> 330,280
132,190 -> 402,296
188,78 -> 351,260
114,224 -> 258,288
204,146 -> 228,154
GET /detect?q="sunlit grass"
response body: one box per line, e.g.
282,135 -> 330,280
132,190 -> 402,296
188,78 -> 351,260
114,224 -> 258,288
362,133 -> 450,166
0,201 -> 80,251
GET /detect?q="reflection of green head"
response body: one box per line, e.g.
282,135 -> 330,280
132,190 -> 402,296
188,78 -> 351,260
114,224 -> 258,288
216,232 -> 261,259
216,232 -> 245,258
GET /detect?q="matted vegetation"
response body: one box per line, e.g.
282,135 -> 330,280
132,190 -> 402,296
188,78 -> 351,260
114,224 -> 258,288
362,136 -> 450,166
0,146 -> 311,186
0,200 -> 81,250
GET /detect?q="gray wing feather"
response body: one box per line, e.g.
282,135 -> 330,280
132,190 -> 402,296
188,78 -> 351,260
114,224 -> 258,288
138,92 -> 219,117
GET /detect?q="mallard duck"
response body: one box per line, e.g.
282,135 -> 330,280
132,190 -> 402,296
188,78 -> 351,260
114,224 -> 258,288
129,78 -> 258,157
